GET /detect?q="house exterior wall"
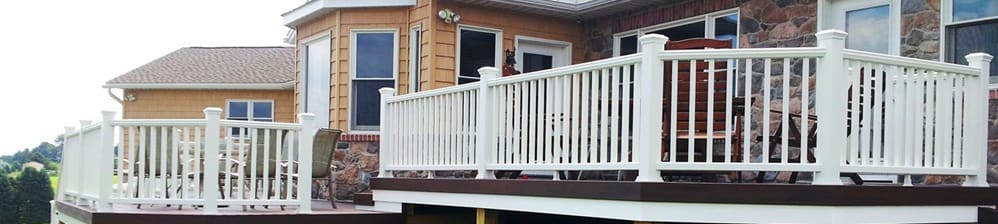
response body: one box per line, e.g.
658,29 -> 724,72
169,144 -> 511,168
428,0 -> 585,88
901,0 -> 941,60
294,6 -> 416,201
290,0 -> 994,193
121,89 -> 295,122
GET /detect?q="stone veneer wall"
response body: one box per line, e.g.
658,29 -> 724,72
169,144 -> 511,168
311,137 -> 381,201
900,0 -> 941,60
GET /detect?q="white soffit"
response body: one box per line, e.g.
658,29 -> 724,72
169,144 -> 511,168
282,0 -> 417,27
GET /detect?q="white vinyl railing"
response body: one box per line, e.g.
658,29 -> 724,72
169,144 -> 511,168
57,108 -> 319,213
378,29 -> 993,186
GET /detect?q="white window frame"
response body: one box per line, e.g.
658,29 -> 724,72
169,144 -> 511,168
612,8 -> 740,56
513,35 -> 573,72
940,0 -> 998,64
299,32 -> 332,129
225,99 -> 275,121
349,29 -> 399,133
834,0 -> 900,55
225,99 -> 276,137
409,24 -> 422,93
456,24 -> 503,83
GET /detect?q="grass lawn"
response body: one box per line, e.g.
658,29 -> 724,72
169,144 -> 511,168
50,176 -> 58,192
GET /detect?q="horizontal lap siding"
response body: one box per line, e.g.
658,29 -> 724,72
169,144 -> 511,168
295,8 -> 410,131
429,0 -> 585,90
122,89 -> 295,122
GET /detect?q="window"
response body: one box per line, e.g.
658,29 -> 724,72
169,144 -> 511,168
351,30 -> 397,131
845,5 -> 890,54
409,25 -> 422,93
227,100 -> 274,135
944,0 -> 998,83
457,25 -> 501,84
613,10 -> 739,56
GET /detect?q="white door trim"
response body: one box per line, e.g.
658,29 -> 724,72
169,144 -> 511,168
513,35 -> 572,72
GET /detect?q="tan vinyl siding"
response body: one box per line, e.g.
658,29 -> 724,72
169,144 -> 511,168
121,89 -> 295,122
296,7 -> 410,131
430,0 -> 585,89
291,0 -> 583,132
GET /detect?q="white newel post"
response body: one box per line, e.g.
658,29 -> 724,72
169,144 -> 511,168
963,53 -> 993,187
297,113 -> 317,214
378,88 -> 397,178
76,120 -> 92,205
202,107 -> 222,214
634,34 -> 668,182
813,30 -> 848,185
57,126 -> 74,202
96,111 -> 116,211
475,67 -> 499,179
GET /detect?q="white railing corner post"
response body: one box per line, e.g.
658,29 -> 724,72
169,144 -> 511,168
962,53 -> 993,187
813,29 -> 848,185
57,126 -> 75,202
297,112 -> 317,214
96,111 -> 116,212
378,88 -> 397,178
76,120 -> 92,205
634,34 -> 668,182
202,107 -> 222,214
475,67 -> 500,179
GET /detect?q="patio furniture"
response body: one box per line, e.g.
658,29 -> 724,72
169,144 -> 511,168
755,68 -> 880,184
278,128 -> 341,209
121,128 -> 183,208
242,128 -> 343,210
662,38 -> 745,164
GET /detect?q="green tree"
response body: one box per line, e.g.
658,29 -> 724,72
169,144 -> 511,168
16,168 -> 52,224
0,175 -> 18,224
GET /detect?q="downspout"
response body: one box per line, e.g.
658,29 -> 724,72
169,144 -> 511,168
107,88 -> 123,105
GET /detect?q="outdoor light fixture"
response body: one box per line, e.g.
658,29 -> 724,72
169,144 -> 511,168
438,9 -> 460,24
124,94 -> 137,102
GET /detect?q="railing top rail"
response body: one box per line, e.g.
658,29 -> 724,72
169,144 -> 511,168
657,47 -> 827,60
388,84 -> 478,103
64,123 -> 102,138
388,54 -> 643,103
843,49 -> 980,75
219,120 -> 302,130
487,54 -> 642,86
111,119 -> 207,127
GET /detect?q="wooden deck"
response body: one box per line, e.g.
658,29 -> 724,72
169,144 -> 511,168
54,200 -> 402,224
372,178 -> 998,206
372,178 -> 998,223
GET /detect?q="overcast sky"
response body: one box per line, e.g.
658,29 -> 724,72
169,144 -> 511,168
0,0 -> 304,156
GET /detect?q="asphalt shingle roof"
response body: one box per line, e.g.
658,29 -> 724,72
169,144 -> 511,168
106,47 -> 294,85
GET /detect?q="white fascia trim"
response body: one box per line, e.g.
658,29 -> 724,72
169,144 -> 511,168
282,0 -> 417,27
374,190 -> 980,224
493,0 -> 631,14
103,81 -> 295,90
